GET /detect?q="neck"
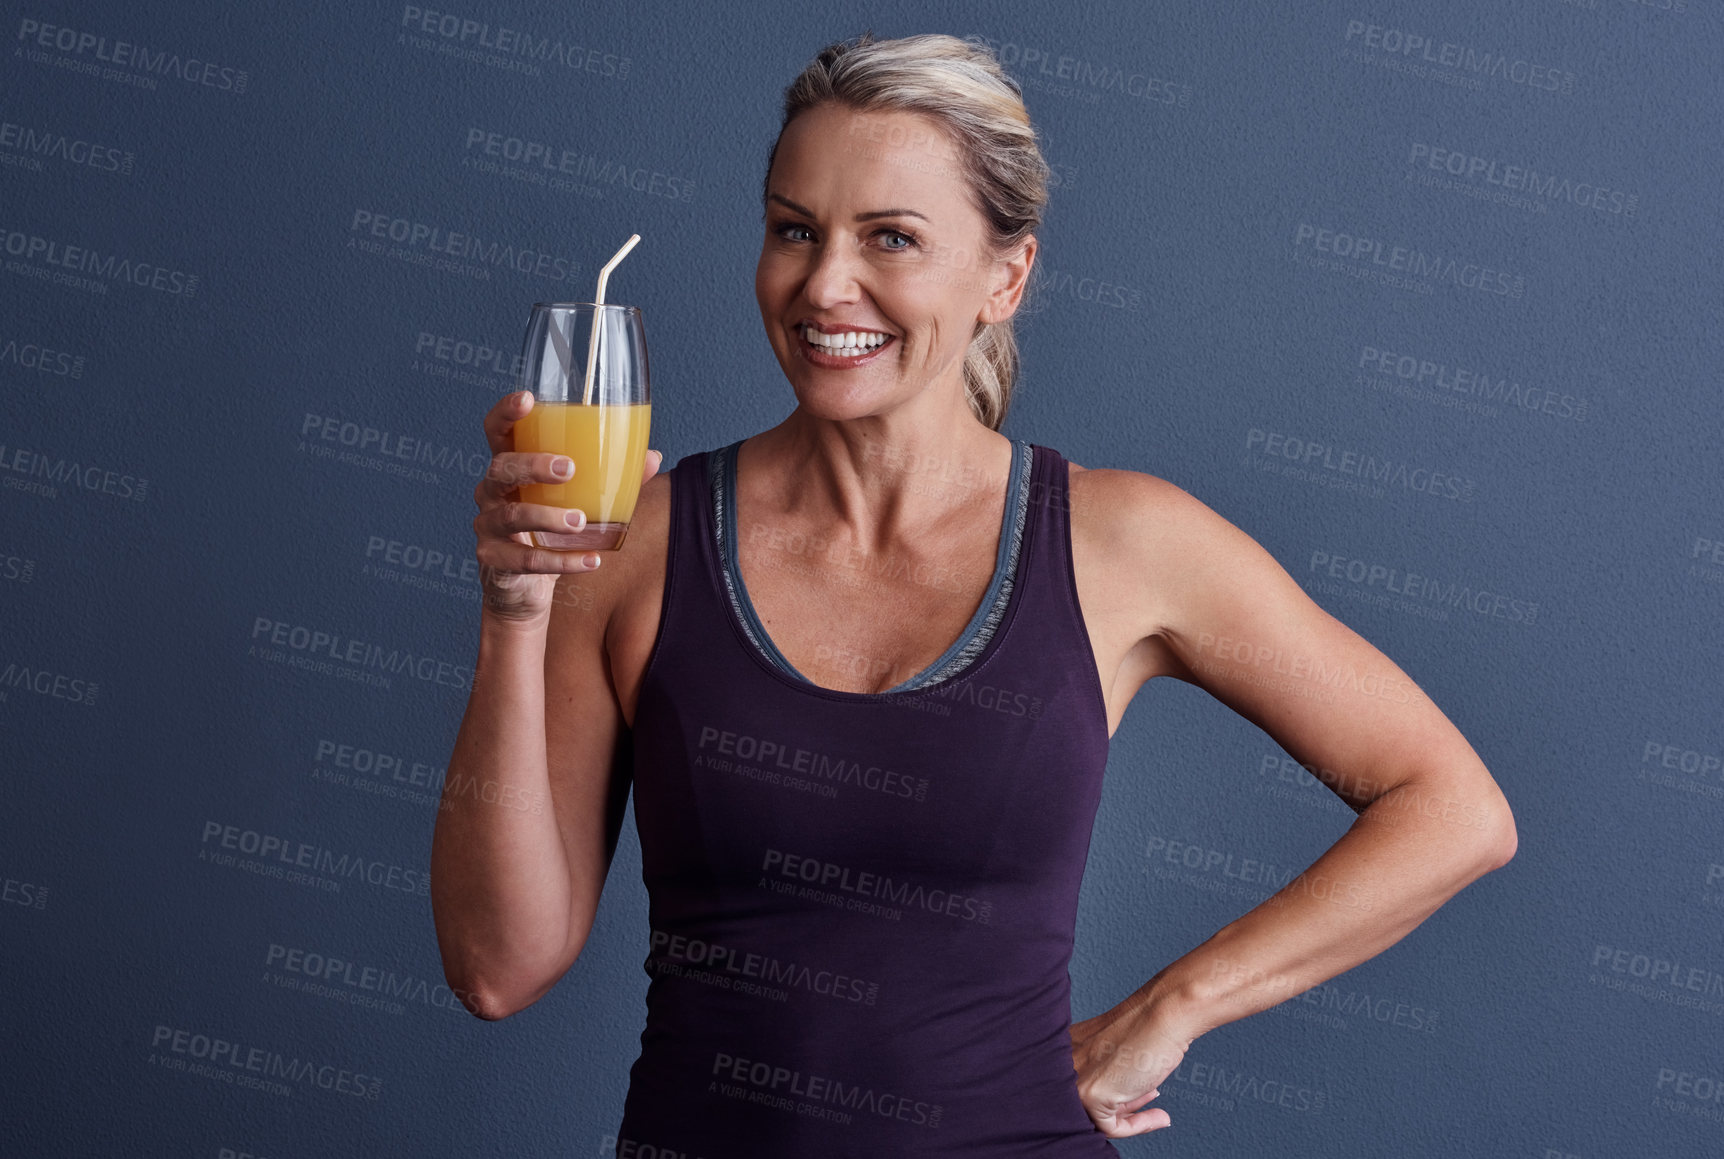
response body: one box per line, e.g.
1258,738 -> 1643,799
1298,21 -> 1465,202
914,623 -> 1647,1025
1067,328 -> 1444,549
740,401 -> 1013,552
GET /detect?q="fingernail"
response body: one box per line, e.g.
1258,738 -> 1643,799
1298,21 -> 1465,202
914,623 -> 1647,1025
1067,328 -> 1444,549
553,457 -> 573,478
565,510 -> 585,529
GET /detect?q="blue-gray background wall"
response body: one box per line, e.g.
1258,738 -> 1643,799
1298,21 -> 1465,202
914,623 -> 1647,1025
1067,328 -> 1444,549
3,1 -> 1719,1156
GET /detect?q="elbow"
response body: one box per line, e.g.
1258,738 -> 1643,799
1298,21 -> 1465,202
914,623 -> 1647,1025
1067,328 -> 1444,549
443,976 -> 515,1021
472,993 -> 517,1021
434,940 -> 531,1020
450,978 -> 535,1022
446,943 -> 586,1021
434,918 -> 591,1022
439,953 -> 559,1021
1477,803 -> 1518,872
468,989 -> 522,1023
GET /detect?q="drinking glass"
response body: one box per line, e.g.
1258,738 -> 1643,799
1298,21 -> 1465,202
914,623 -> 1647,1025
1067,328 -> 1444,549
511,302 -> 651,551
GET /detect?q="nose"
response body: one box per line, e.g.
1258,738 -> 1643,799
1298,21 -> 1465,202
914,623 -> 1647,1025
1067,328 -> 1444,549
802,236 -> 864,310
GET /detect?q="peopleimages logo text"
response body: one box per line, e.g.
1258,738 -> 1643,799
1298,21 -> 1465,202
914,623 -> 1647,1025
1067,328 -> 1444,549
251,616 -> 474,692
0,120 -> 133,173
1245,429 -> 1476,501
399,6 -> 629,77
0,227 -> 198,295
16,18 -> 249,92
348,210 -> 578,282
201,821 -> 430,896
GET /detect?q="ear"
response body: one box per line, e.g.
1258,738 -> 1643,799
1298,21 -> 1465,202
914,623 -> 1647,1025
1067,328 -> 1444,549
979,235 -> 1037,325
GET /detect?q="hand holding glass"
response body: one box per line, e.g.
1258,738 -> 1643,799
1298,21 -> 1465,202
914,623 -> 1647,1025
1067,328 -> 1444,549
511,302 -> 651,551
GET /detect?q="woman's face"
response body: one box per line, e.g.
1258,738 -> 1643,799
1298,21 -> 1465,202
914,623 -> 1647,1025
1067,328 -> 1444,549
755,102 -> 1035,421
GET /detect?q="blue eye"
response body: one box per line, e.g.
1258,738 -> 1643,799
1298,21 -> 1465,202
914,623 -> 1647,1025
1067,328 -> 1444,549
771,221 -> 917,250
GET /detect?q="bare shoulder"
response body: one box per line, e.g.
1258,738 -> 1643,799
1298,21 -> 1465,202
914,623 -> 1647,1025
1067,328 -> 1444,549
543,466 -> 671,619
1064,460 -> 1295,656
1066,460 -> 1261,589
541,465 -> 674,726
1067,459 -> 1216,537
605,463 -> 674,586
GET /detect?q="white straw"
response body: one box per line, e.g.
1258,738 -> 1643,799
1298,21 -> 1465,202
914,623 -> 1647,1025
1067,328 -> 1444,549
581,234 -> 641,405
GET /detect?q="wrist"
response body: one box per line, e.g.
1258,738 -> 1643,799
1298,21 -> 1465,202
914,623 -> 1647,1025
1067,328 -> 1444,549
479,603 -> 552,639
1128,963 -> 1216,1047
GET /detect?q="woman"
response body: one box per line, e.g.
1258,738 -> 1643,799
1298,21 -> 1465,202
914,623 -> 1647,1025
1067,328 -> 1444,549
432,32 -> 1517,1155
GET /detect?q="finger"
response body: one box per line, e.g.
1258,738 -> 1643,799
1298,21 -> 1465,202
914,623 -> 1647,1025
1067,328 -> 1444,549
475,451 -> 575,507
1114,1089 -> 1168,1135
1118,1106 -> 1171,1134
482,390 -> 534,457
476,537 -> 602,575
642,448 -> 663,482
475,499 -> 589,543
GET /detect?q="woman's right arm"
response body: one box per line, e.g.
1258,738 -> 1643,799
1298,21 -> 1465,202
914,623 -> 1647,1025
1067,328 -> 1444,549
430,390 -> 657,1020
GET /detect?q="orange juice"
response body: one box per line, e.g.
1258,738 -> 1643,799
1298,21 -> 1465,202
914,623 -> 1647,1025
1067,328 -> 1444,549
514,402 -> 652,544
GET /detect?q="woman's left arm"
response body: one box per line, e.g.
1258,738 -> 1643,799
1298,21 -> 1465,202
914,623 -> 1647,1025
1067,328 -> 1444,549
1068,470 -> 1518,1138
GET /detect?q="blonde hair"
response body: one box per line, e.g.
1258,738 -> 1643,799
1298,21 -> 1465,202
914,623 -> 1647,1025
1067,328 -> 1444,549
765,32 -> 1050,432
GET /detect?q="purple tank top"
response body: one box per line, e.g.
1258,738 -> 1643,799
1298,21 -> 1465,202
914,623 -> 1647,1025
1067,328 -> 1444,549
617,440 -> 1117,1157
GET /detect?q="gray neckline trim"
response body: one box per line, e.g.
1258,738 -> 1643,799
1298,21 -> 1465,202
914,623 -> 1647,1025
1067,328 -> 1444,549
711,439 -> 1035,693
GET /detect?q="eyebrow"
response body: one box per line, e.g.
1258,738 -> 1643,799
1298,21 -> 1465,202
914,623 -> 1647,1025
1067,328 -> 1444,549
768,193 -> 928,222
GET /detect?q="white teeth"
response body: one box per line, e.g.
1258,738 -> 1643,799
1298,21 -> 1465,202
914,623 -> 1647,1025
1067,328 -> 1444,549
800,324 -> 890,352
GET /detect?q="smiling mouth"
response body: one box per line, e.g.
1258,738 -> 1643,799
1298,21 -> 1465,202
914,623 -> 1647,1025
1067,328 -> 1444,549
796,322 -> 896,361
